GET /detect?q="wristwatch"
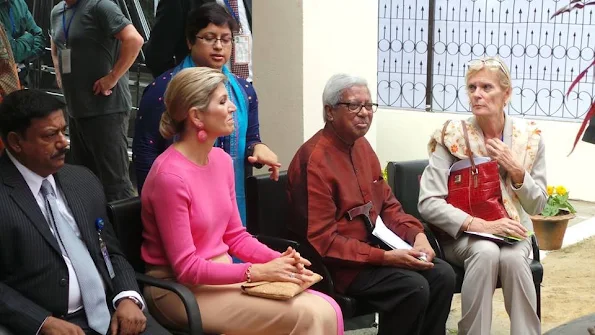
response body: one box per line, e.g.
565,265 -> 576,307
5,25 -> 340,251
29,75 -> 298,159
116,296 -> 143,310
246,142 -> 261,157
247,142 -> 264,169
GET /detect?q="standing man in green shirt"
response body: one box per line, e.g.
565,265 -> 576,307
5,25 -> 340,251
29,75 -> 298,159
0,0 -> 44,86
0,0 -> 44,63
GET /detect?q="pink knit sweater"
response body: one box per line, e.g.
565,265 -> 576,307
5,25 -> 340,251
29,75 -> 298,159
140,146 -> 279,285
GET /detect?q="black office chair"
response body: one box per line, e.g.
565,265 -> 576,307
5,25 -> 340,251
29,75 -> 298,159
106,197 -> 204,335
245,172 -> 376,319
386,160 -> 543,318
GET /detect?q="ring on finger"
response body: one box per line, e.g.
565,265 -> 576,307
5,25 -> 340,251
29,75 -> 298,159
289,273 -> 295,279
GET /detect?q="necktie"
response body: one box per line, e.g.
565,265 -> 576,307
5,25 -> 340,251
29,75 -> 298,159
40,180 -> 111,335
227,0 -> 250,80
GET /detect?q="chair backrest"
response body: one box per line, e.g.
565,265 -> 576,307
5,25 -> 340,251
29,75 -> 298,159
245,171 -> 338,296
386,160 -> 429,221
106,197 -> 145,273
245,171 -> 290,237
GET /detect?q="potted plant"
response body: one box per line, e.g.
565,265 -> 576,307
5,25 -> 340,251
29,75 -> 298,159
531,186 -> 577,250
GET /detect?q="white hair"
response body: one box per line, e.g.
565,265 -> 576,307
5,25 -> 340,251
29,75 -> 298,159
322,74 -> 369,122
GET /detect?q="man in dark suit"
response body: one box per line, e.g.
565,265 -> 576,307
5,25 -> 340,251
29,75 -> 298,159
0,89 -> 169,334
144,0 -> 252,79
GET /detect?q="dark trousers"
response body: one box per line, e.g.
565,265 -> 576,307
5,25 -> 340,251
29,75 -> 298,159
64,309 -> 171,335
0,310 -> 171,335
69,113 -> 135,202
346,258 -> 456,335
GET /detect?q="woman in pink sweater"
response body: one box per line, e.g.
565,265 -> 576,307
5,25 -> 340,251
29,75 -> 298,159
140,67 -> 343,334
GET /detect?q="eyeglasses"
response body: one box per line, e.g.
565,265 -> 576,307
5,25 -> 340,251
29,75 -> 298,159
336,102 -> 379,113
467,58 -> 510,79
196,35 -> 233,46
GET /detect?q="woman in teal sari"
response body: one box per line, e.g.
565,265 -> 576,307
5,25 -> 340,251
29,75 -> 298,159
132,2 -> 280,225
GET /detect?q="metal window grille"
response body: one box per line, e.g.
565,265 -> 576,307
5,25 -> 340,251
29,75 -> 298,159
378,0 -> 595,121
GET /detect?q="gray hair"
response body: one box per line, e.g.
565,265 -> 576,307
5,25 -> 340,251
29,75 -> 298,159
322,74 -> 369,122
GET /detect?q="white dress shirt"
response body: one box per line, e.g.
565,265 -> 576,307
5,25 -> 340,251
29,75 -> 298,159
6,151 -> 144,314
216,0 -> 253,81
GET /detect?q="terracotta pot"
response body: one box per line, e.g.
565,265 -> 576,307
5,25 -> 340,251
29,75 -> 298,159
530,211 -> 576,250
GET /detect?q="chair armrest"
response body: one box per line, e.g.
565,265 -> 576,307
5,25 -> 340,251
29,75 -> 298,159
135,273 -> 203,335
531,234 -> 540,262
421,222 -> 445,259
256,235 -> 299,252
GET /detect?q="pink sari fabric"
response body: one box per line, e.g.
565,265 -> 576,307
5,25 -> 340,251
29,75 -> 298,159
306,289 -> 345,335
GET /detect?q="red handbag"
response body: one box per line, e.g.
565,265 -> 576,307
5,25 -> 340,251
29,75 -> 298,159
444,120 -> 509,221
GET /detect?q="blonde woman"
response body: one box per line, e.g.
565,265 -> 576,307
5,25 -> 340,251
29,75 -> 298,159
140,67 -> 343,334
418,57 -> 546,335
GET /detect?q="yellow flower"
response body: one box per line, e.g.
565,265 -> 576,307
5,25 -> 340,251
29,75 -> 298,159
555,186 -> 567,196
547,185 -> 554,196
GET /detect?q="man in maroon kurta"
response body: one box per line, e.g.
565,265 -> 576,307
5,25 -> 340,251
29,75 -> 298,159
287,74 -> 455,335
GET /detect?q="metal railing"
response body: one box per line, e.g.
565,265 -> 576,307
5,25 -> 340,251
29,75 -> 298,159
378,0 -> 595,121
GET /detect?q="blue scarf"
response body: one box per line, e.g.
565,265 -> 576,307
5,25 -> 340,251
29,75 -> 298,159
175,57 -> 249,225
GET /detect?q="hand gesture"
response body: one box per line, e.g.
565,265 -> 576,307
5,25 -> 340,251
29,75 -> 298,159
251,247 -> 312,284
247,144 -> 281,181
280,246 -> 313,276
110,299 -> 146,335
93,72 -> 118,96
485,138 -> 525,182
383,249 -> 434,270
40,317 -> 84,335
479,217 -> 528,239
412,233 -> 436,262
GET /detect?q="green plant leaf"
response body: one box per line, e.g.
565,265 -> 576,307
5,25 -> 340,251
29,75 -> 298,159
541,205 -> 559,217
542,192 -> 576,216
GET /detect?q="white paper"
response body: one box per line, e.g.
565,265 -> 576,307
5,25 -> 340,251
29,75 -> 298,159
464,231 -> 506,241
450,156 -> 491,173
372,216 -> 412,250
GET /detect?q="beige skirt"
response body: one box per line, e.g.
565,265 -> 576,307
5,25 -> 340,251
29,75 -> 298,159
144,254 -> 340,335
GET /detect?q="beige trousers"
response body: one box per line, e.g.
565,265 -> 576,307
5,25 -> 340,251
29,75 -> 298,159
443,236 -> 540,335
143,255 -> 338,335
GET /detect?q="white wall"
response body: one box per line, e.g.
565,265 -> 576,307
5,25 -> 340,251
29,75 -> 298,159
302,0 -> 378,148
375,108 -> 595,202
253,0 -> 378,170
252,0 -> 305,168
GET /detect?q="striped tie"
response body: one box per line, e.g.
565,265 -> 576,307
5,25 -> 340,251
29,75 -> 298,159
40,180 -> 111,334
227,0 -> 250,80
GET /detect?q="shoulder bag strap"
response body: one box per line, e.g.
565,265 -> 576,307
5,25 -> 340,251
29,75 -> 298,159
461,120 -> 479,188
441,120 -> 451,145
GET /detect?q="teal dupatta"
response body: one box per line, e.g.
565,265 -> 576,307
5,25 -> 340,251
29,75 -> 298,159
175,57 -> 249,225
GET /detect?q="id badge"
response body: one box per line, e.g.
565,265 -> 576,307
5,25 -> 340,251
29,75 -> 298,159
99,238 -> 116,279
233,34 -> 251,65
60,48 -> 72,74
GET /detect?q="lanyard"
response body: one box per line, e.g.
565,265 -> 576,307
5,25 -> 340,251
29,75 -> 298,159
62,2 -> 78,46
8,7 -> 15,37
222,0 -> 241,27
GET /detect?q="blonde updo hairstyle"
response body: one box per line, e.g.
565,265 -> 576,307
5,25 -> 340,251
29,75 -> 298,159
465,56 -> 512,104
159,67 -> 227,139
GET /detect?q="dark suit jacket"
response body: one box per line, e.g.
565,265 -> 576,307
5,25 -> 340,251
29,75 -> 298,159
0,154 -> 139,334
144,0 -> 252,77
